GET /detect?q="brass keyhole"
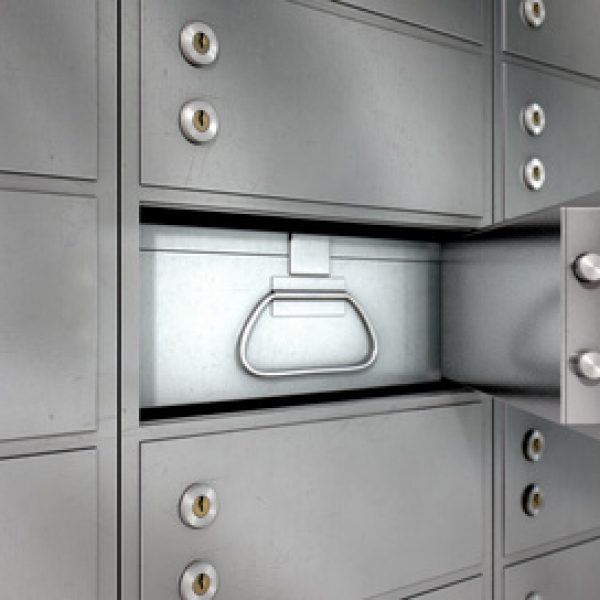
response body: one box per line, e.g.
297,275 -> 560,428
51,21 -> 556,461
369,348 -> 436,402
532,2 -> 541,17
532,438 -> 542,454
192,495 -> 211,519
531,492 -> 542,510
193,31 -> 211,55
532,111 -> 541,126
193,110 -> 210,133
532,165 -> 541,180
193,573 -> 211,596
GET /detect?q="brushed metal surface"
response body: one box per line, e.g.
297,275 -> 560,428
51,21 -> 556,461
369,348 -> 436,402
0,191 -> 97,440
443,234 -> 561,390
337,0 -> 485,42
504,405 -> 600,555
141,0 -> 487,218
140,225 -> 440,408
563,207 -> 600,423
141,403 -> 484,599
503,0 -> 600,79
0,450 -> 97,599
0,0 -> 97,178
503,64 -> 600,220
505,538 -> 600,599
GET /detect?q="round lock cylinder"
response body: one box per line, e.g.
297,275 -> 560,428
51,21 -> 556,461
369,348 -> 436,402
574,351 -> 600,382
180,561 -> 218,600
523,429 -> 545,462
180,484 -> 218,528
180,22 -> 219,66
521,103 -> 546,136
523,483 -> 544,517
573,253 -> 600,284
522,157 -> 546,191
180,101 -> 219,144
521,0 -> 546,28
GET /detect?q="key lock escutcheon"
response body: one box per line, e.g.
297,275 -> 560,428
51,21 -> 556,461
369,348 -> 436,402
522,157 -> 546,191
521,0 -> 546,28
180,561 -> 219,600
526,593 -> 544,600
180,484 -> 219,528
521,102 -> 546,137
523,483 -> 544,517
523,429 -> 545,462
180,22 -> 219,66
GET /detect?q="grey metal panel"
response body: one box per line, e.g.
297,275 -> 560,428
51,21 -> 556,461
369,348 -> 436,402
140,226 -> 440,407
504,538 -> 600,599
503,64 -> 600,220
0,450 -> 97,599
504,405 -> 600,555
0,191 -> 97,440
502,0 -> 600,79
442,234 -> 561,390
338,0 -> 484,42
0,0 -> 97,179
141,0 -> 487,218
141,403 -> 484,599
562,207 -> 600,423
413,578 -> 482,600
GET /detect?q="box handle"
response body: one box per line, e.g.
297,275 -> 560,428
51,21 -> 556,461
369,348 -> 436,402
238,290 -> 378,378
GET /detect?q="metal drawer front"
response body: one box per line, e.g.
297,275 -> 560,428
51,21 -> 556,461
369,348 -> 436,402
0,450 -> 98,600
140,225 -> 440,408
335,0 -> 484,43
141,402 -> 484,599
504,538 -> 600,599
416,578 -> 482,600
503,64 -> 600,220
0,191 -> 97,440
504,406 -> 600,555
503,0 -> 600,79
0,0 -> 97,179
141,0 -> 487,218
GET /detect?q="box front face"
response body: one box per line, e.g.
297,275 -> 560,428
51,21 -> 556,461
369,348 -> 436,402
340,0 -> 484,43
0,191 -> 98,440
504,405 -> 600,555
141,401 -> 484,599
503,64 -> 600,220
140,0 -> 487,218
504,537 -> 600,600
0,0 -> 97,179
0,450 -> 98,600
140,226 -> 440,408
503,0 -> 600,80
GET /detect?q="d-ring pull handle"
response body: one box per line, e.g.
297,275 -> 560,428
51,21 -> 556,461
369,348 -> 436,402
238,290 -> 379,378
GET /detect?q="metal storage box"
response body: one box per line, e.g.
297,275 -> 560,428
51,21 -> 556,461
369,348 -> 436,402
502,64 -> 600,219
0,450 -> 98,600
341,0 -> 485,43
0,191 -> 98,440
140,225 -> 440,408
141,399 -> 484,599
502,0 -> 600,80
504,537 -> 600,600
443,205 -> 600,424
141,0 -> 488,219
504,405 -> 600,554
